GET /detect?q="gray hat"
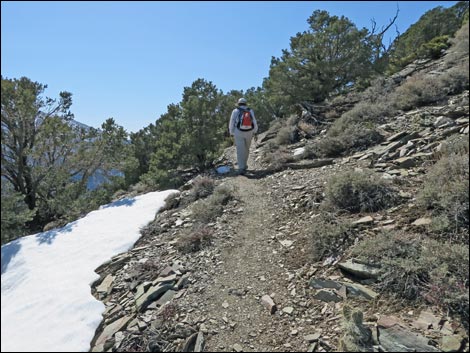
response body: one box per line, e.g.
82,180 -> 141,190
237,98 -> 247,105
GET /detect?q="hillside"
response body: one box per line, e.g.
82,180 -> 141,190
89,36 -> 469,352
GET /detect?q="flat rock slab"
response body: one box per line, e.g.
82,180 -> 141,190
338,259 -> 381,279
378,317 -> 440,352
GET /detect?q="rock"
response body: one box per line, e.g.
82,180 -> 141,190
378,319 -> 440,352
182,332 -> 198,352
337,259 -> 381,279
279,239 -> 294,247
232,343 -> 243,352
377,315 -> 401,328
135,283 -> 173,312
387,131 -> 409,142
222,301 -> 229,309
440,335 -> 464,352
153,289 -> 176,307
394,156 -> 417,169
341,282 -> 379,300
293,147 -> 306,156
96,274 -> 115,294
135,281 -> 152,300
284,159 -> 334,170
194,332 -> 205,352
176,274 -> 190,290
412,217 -> 432,226
304,332 -> 321,342
261,295 -> 277,314
282,307 -> 294,315
307,342 -> 318,352
313,289 -> 342,303
153,273 -> 178,285
309,278 -> 342,290
159,266 -> 176,277
434,116 -> 455,127
353,216 -> 374,225
94,315 -> 132,348
412,310 -> 442,331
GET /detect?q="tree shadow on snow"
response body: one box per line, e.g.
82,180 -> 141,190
35,223 -> 75,245
101,197 -> 137,209
1,240 -> 21,274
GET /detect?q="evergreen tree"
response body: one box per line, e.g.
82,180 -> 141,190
264,10 -> 386,116
1,76 -> 135,235
1,184 -> 36,244
388,1 -> 469,71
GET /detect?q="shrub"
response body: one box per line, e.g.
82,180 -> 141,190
263,148 -> 295,170
392,74 -> 448,110
191,184 -> 234,223
190,176 -> 215,201
159,192 -> 181,212
359,77 -> 397,104
329,101 -> 391,135
440,62 -> 470,95
417,35 -> 450,59
309,126 -> 383,158
434,135 -> 469,159
352,230 -> 423,299
275,125 -> 298,145
445,22 -> 469,65
417,152 -> 469,236
309,136 -> 346,158
176,226 -> 213,253
352,231 -> 469,323
325,170 -> 397,212
310,215 -> 355,262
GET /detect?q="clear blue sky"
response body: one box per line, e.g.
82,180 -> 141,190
1,1 -> 459,133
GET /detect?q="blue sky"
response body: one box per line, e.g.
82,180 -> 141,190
1,1 -> 459,133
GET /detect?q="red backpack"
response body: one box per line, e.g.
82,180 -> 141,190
237,107 -> 254,131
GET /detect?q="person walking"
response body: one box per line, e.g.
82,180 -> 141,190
229,98 -> 258,175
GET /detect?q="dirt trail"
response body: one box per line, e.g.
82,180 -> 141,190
179,145 -> 307,352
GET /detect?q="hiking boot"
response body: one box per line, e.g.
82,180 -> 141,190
238,169 -> 246,175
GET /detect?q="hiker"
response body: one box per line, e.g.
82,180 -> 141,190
229,98 -> 258,175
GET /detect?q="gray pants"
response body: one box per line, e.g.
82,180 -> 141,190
234,130 -> 254,170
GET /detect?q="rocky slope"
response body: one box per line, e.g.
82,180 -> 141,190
88,49 -> 469,352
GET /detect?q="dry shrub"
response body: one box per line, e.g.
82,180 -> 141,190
159,192 -> 181,212
352,230 -> 469,324
177,226 -> 213,253
325,169 -> 397,213
191,184 -> 234,223
190,176 -> 215,201
417,152 -> 469,236
310,215 -> 355,262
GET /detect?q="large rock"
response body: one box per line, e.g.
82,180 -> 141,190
261,295 -> 277,314
96,274 -> 115,294
440,335 -> 464,352
341,282 -> 379,300
309,278 -> 342,290
94,315 -> 132,348
135,283 -> 173,312
337,259 -> 381,279
378,316 -> 440,352
313,289 -> 342,303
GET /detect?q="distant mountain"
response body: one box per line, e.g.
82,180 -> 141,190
69,119 -> 94,131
